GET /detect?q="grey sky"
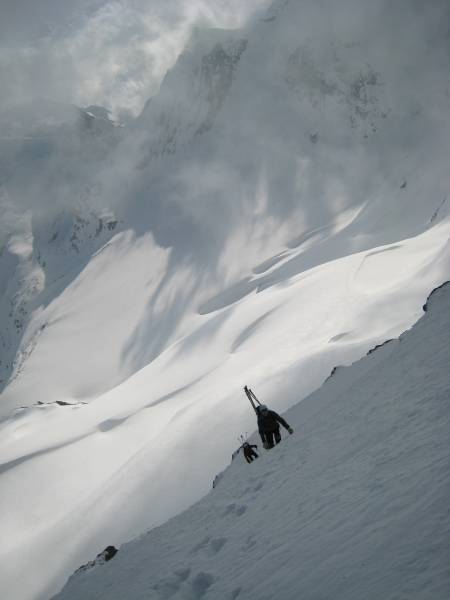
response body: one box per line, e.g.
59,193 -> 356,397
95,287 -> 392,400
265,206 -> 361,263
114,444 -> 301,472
0,0 -> 270,116
0,0 -> 106,42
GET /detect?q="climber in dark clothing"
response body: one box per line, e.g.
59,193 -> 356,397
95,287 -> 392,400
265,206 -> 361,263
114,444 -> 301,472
257,404 -> 293,449
242,442 -> 259,463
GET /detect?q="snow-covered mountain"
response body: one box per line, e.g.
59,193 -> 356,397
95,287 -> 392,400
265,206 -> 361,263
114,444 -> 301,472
0,99 -> 122,392
1,1 -> 450,599
54,282 -> 450,600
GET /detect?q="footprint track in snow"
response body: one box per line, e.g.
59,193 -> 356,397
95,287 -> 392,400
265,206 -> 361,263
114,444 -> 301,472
192,536 -> 227,555
191,572 -> 215,597
223,502 -> 247,517
152,567 -> 191,599
192,536 -> 210,553
153,568 -> 215,599
243,535 -> 257,550
210,536 -> 227,553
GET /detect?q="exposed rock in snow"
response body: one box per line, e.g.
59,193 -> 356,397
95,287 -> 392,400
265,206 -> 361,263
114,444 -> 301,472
71,545 -> 118,578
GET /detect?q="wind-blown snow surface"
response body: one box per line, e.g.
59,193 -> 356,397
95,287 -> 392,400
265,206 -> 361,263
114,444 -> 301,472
55,282 -> 450,600
1,1 -> 450,598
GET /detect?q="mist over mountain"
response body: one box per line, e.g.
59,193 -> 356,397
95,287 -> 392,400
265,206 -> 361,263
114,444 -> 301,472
1,1 -> 450,599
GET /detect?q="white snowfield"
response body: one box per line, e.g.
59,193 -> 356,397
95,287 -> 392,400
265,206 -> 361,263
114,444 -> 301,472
1,1 -> 450,599
54,282 -> 450,600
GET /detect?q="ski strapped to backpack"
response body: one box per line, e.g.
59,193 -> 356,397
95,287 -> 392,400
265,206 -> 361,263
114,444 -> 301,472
244,385 -> 262,413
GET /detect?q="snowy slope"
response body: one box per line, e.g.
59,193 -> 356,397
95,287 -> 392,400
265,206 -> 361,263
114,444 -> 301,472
0,100 -> 122,392
2,221 -> 450,600
2,0 -> 450,410
1,1 -> 450,599
54,282 -> 450,600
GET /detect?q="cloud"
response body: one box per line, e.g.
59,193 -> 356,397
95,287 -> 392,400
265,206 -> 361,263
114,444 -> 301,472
0,0 -> 106,43
0,0 -> 270,117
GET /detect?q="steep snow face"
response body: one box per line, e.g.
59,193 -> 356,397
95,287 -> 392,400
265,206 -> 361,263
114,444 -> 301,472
136,28 -> 249,158
0,194 -> 55,392
0,98 -> 123,390
0,195 -> 121,392
1,1 -> 450,599
54,282 -> 450,600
